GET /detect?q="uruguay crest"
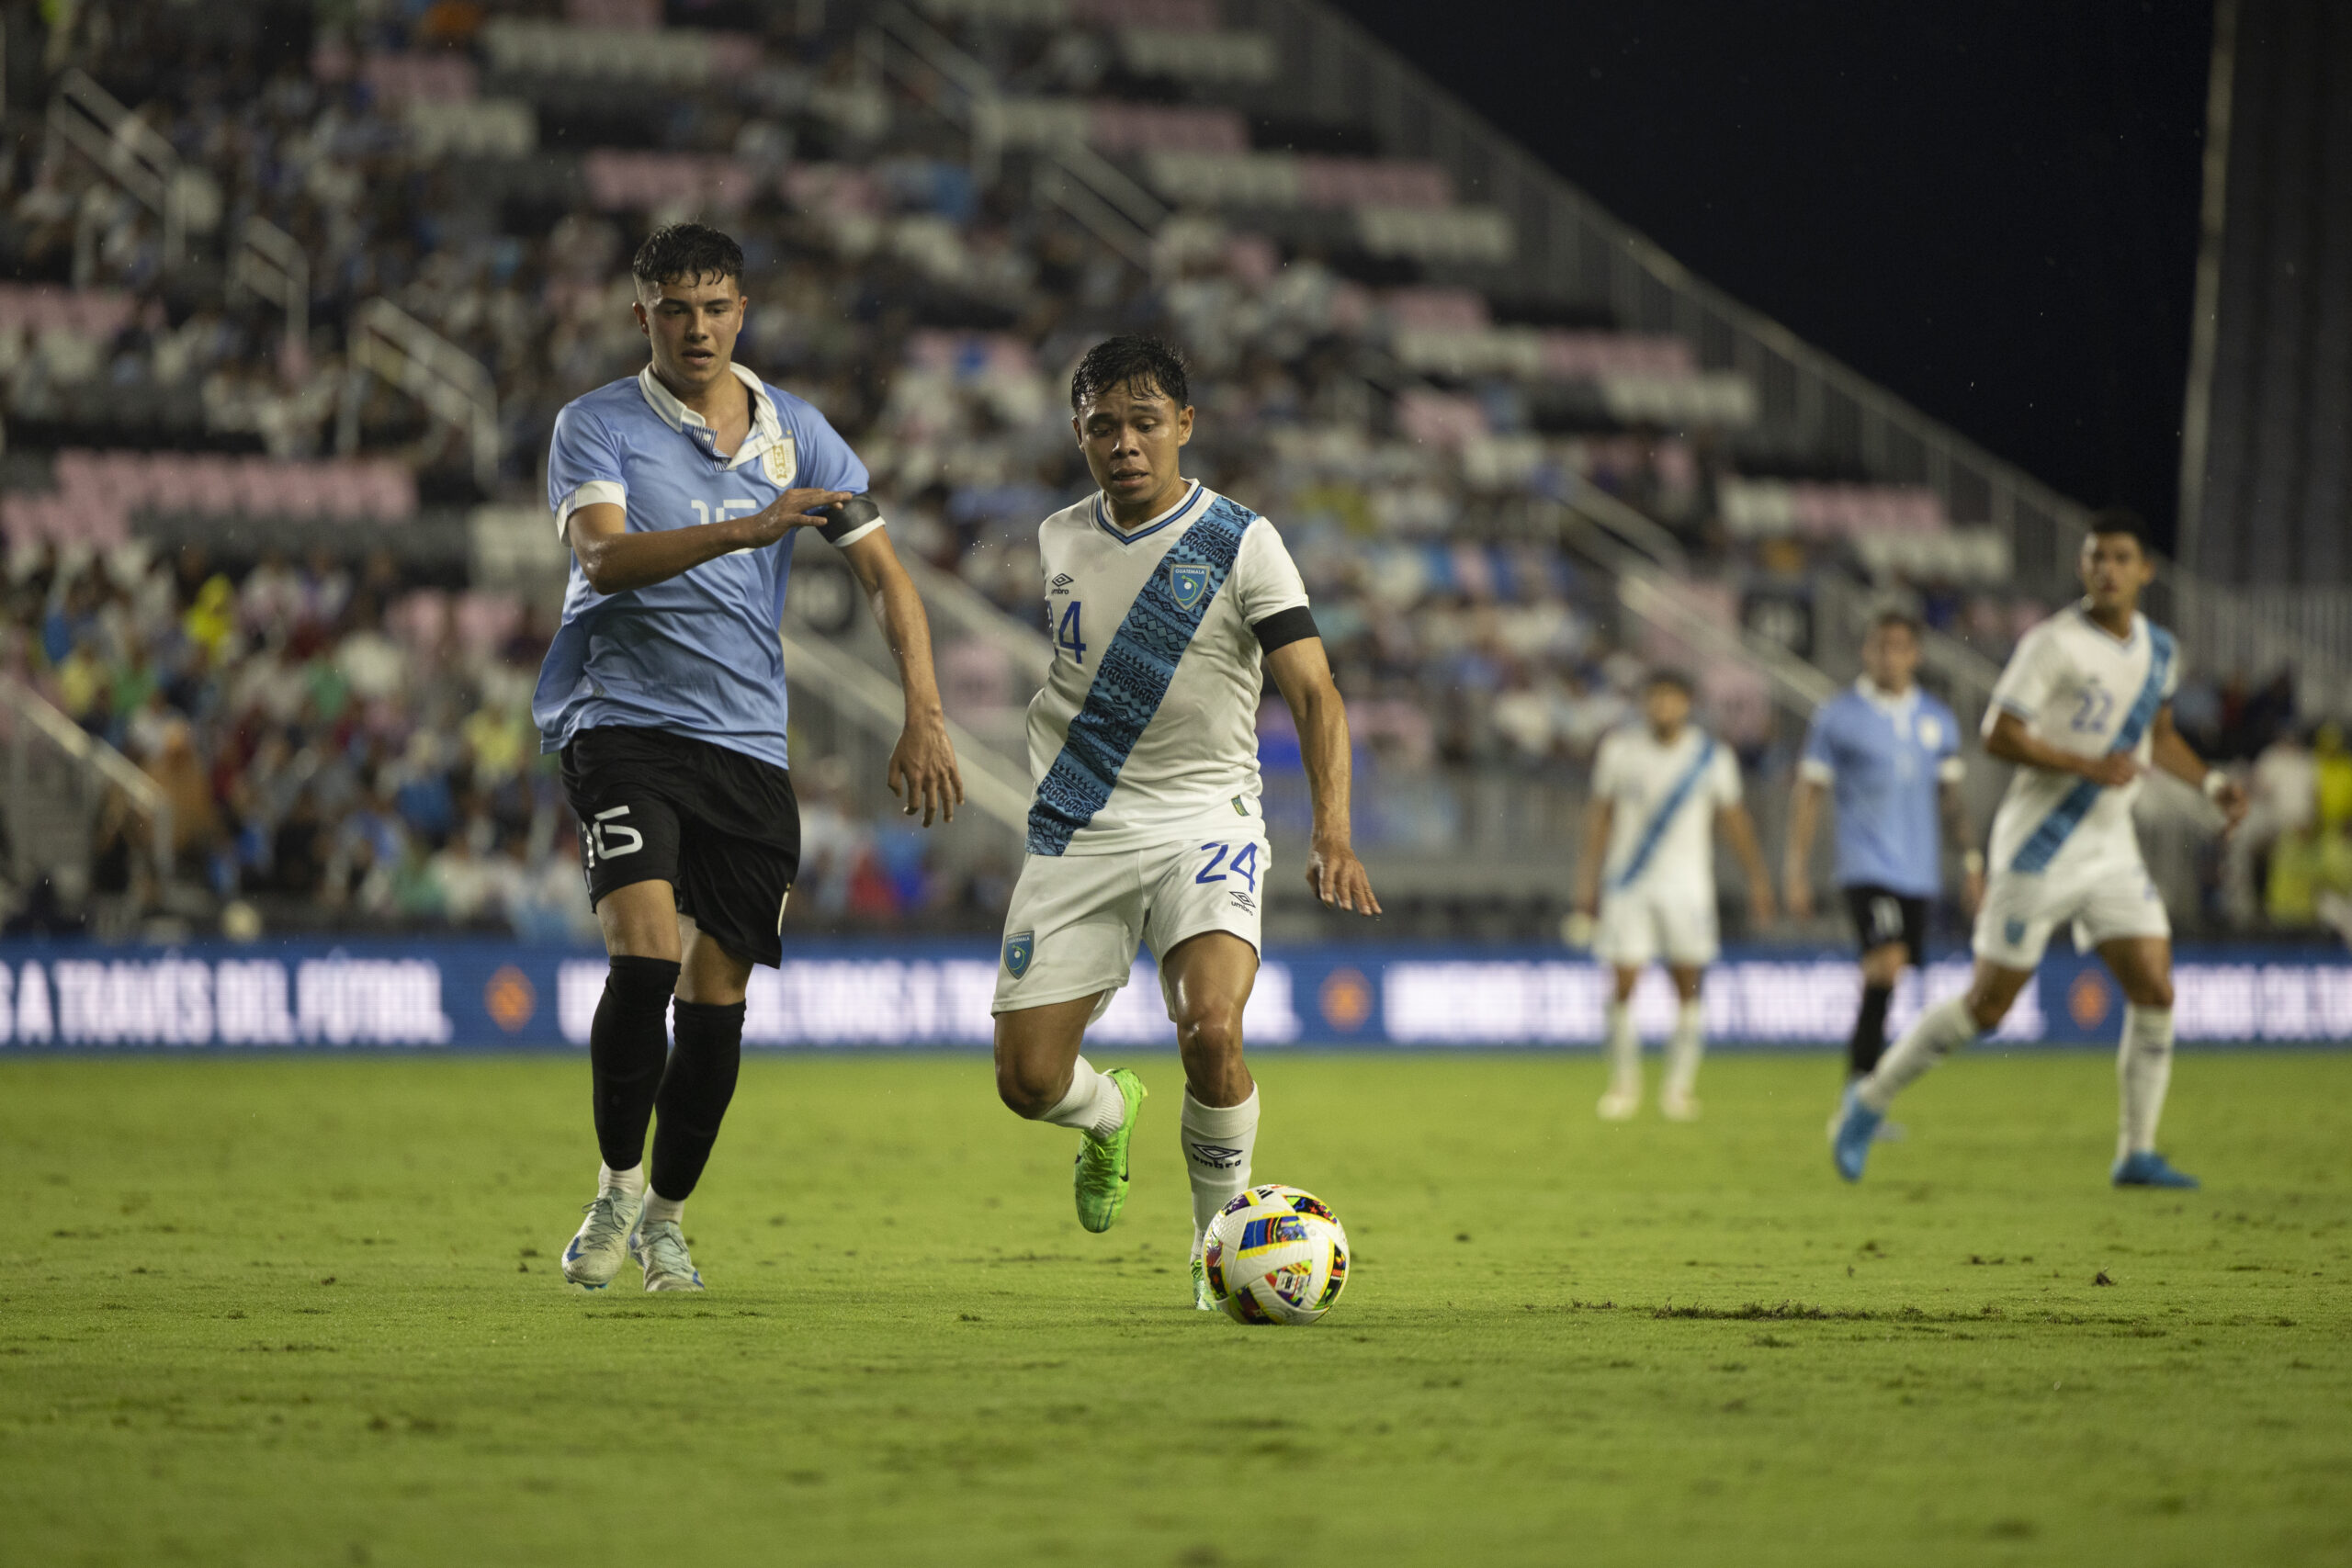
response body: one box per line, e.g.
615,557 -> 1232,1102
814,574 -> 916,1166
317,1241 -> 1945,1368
762,433 -> 797,488
1170,564 -> 1209,610
1003,930 -> 1034,979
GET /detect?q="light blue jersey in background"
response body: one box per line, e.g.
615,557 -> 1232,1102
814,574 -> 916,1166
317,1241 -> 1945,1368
531,364 -> 878,772
1798,679 -> 1963,897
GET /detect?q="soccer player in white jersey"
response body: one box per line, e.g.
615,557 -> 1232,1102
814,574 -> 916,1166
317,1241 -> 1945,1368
989,336 -> 1379,1309
1832,513 -> 2246,1187
1573,670 -> 1776,1122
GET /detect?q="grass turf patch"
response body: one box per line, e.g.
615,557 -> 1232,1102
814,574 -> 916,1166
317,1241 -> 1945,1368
2,1050 -> 2348,1567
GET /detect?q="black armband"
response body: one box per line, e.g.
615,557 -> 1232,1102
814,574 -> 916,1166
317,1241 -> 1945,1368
1250,605 -> 1319,654
811,494 -> 883,544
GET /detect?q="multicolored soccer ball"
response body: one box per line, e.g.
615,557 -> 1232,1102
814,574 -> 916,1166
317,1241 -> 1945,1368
1201,1184 -> 1349,1325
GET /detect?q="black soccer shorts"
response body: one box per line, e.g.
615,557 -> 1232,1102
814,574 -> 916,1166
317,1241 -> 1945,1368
560,726 -> 802,968
1842,884 -> 1928,965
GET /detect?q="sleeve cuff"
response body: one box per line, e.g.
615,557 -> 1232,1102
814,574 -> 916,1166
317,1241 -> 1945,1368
1938,758 -> 1966,784
1797,757 -> 1834,784
555,480 -> 627,538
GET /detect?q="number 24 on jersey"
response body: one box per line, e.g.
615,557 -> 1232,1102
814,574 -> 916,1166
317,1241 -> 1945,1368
1056,601 -> 1086,665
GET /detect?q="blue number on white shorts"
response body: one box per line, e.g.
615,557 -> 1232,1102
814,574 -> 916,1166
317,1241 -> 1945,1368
1229,841 -> 1260,893
1196,842 -> 1260,894
1195,842 -> 1230,884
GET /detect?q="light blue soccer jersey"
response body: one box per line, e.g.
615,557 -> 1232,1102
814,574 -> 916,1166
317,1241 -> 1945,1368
532,364 -> 878,772
1798,680 -> 1962,897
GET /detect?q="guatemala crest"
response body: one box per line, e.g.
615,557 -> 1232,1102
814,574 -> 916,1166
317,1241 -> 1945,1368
761,433 -> 797,488
1003,931 -> 1034,979
1169,564 -> 1209,610
2004,918 -> 2027,946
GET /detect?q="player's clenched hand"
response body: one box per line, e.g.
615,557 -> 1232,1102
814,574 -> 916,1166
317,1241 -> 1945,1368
737,489 -> 855,548
2077,752 -> 2142,789
1748,883 -> 1778,926
888,710 -> 964,827
1962,864 -> 1986,915
2211,775 -> 2250,836
1785,873 -> 1814,920
1306,839 -> 1381,916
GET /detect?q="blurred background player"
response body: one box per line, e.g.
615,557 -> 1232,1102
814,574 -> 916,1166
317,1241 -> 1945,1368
1574,671 -> 1775,1122
1833,513 -> 2247,1188
1785,610 -> 1983,1122
542,224 -> 963,1291
988,337 -> 1379,1309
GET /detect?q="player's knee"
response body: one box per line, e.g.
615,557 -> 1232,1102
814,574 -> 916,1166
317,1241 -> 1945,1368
1962,986 -> 2014,1032
1174,1007 -> 1244,1067
2129,975 -> 2175,1010
993,1053 -> 1063,1119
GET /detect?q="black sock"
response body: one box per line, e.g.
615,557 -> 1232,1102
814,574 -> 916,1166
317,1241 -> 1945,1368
650,999 -> 746,1202
590,955 -> 680,1171
1849,983 -> 1894,1078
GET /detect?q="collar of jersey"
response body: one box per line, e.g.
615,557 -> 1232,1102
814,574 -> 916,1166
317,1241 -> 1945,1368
2071,601 -> 2142,649
1853,675 -> 1920,718
1092,479 -> 1207,545
638,363 -> 785,471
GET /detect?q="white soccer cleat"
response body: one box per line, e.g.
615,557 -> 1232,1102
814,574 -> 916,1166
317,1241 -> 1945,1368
629,1218 -> 706,1292
561,1188 -> 645,1291
1596,1085 -> 1641,1122
1660,1089 -> 1702,1122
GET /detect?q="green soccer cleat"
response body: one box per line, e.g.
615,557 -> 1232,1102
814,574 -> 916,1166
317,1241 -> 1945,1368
1190,1252 -> 1216,1311
1072,1068 -> 1147,1234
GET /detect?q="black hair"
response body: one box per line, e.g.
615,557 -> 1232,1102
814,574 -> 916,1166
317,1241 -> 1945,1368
2086,506 -> 2153,553
1871,608 -> 1923,637
1069,334 -> 1189,413
1645,668 -> 1696,697
631,223 -> 745,293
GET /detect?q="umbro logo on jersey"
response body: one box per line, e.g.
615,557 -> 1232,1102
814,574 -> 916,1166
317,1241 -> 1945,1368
1188,1142 -> 1246,1169
1051,573 -> 1074,587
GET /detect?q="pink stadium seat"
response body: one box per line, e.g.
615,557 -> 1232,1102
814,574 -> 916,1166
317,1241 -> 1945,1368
1396,389 -> 1487,449
1386,288 -> 1490,333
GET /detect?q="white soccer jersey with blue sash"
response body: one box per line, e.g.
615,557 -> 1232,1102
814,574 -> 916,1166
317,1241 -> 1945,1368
1023,481 -> 1309,856
1591,724 -> 1743,898
1984,604 -> 2178,875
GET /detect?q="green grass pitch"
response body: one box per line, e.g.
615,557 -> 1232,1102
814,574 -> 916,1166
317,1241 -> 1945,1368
4,1050 -> 2349,1567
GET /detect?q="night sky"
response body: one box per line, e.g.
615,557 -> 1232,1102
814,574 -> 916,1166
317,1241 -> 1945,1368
1333,0 -> 2216,547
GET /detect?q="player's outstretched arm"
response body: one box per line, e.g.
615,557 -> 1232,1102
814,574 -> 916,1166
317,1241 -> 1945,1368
2148,705 -> 2249,835
1719,803 -> 1778,924
1265,637 -> 1379,916
1782,777 -> 1824,919
838,528 -> 964,827
1984,710 -> 2142,788
1939,779 -> 1985,911
566,491 -> 853,595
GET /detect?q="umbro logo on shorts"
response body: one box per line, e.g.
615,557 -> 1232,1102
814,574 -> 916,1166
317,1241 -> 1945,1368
1188,1142 -> 1246,1169
1002,931 -> 1034,979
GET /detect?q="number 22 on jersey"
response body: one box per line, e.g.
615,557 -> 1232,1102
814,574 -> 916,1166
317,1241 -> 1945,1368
1056,601 -> 1086,665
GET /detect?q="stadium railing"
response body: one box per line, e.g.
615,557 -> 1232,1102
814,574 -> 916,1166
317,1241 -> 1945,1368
0,677 -> 173,927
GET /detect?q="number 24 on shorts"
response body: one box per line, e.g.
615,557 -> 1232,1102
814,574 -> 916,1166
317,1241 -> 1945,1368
1196,840 -> 1259,893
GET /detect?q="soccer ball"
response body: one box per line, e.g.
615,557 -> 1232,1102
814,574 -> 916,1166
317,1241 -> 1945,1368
1201,1184 -> 1349,1325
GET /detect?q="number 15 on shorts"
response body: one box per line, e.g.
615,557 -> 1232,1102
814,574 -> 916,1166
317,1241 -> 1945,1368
1196,840 -> 1259,893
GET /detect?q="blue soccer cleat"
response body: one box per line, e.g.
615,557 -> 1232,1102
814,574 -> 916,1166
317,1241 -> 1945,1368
2112,1150 -> 2199,1189
1831,1084 -> 1883,1183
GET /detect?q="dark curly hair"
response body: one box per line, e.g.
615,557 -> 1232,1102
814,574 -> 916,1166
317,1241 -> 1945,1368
1069,334 -> 1189,412
631,223 -> 745,293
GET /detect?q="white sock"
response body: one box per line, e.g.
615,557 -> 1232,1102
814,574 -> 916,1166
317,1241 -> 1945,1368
1041,1055 -> 1127,1140
1182,1087 -> 1261,1249
1859,996 -> 1981,1112
1605,999 -> 1640,1093
599,1161 -> 646,1198
1664,998 -> 1704,1100
641,1191 -> 684,1226
2117,1005 -> 2175,1159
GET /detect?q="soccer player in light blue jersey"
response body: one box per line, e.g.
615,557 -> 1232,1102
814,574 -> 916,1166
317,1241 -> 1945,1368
540,224 -> 964,1292
1785,611 -> 1982,1100
1831,513 -> 2247,1189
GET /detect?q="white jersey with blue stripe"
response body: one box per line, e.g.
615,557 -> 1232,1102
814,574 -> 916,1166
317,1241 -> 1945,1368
531,364 -> 878,772
1591,724 -> 1742,897
1022,481 -> 1308,856
1984,604 -> 2179,874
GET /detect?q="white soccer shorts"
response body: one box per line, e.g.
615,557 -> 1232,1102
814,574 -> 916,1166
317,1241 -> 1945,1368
992,829 -> 1271,1018
1594,881 -> 1719,968
1973,852 -> 2170,970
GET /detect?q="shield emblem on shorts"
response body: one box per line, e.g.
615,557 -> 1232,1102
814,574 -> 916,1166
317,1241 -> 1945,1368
1003,931 -> 1034,979
2004,918 -> 2027,946
1170,564 -> 1208,610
